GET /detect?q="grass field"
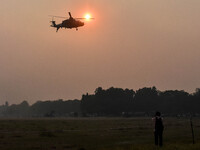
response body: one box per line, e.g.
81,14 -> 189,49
0,117 -> 200,150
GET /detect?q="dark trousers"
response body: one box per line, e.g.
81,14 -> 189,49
154,130 -> 163,147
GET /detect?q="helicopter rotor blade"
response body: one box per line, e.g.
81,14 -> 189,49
48,15 -> 95,20
75,18 -> 95,20
48,15 -> 67,19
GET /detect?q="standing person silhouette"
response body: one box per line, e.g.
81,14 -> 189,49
152,111 -> 164,147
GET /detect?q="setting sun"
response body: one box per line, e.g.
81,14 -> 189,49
85,14 -> 91,20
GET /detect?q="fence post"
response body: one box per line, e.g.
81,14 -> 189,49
190,117 -> 195,144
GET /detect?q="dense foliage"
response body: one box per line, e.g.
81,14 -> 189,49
0,87 -> 200,117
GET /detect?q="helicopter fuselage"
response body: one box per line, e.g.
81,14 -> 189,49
50,13 -> 85,32
61,18 -> 84,29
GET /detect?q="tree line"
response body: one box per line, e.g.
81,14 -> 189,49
0,87 -> 200,117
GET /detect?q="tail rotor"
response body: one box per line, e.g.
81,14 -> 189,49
50,17 -> 56,27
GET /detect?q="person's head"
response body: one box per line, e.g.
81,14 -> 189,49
155,111 -> 161,117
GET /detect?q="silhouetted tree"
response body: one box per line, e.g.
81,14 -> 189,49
81,87 -> 135,116
158,90 -> 189,114
0,87 -> 200,117
133,86 -> 159,112
5,101 -> 9,107
4,101 -> 29,117
30,99 -> 81,117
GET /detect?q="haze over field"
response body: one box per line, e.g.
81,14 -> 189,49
0,0 -> 200,104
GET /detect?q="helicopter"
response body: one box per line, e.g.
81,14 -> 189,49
49,12 -> 94,32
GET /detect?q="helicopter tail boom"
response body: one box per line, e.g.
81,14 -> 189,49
50,21 -> 61,32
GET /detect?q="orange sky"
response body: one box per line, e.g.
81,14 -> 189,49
0,0 -> 200,104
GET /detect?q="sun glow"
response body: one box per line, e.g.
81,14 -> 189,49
85,14 -> 91,20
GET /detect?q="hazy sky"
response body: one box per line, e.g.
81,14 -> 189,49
1,0 -> 200,104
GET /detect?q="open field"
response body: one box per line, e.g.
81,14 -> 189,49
0,118 -> 200,150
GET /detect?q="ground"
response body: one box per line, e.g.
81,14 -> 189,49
0,117 -> 199,150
